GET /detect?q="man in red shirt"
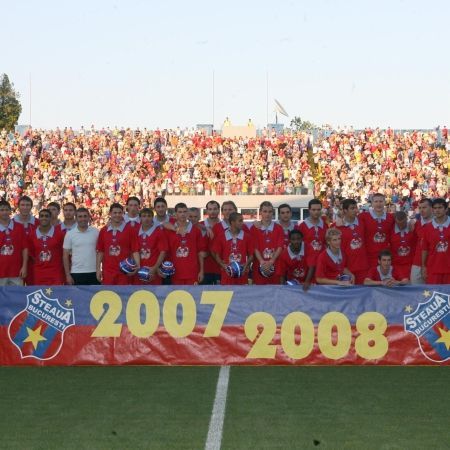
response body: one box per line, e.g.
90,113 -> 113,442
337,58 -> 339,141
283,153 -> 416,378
96,203 -> 140,285
316,228 -> 354,286
277,203 -> 297,248
410,198 -> 433,284
336,199 -> 369,285
0,200 -> 28,285
201,200 -> 222,285
297,199 -> 328,275
13,195 -> 39,285
359,193 -> 394,268
153,197 -> 175,227
364,249 -> 409,287
422,198 -> 450,284
28,209 -> 65,285
251,201 -> 284,285
390,211 -> 415,281
279,229 -> 313,289
166,203 -> 206,285
13,195 -> 39,236
124,196 -> 141,228
134,208 -> 168,285
211,212 -> 254,285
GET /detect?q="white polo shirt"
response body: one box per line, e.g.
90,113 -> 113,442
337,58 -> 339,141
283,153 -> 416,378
63,226 -> 99,273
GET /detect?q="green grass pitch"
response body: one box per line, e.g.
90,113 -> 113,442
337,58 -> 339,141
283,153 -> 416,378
0,366 -> 449,450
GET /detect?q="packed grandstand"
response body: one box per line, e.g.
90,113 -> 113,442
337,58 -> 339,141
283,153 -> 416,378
0,125 -> 449,287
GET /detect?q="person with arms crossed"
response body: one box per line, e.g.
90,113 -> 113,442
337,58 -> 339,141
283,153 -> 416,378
0,200 -> 28,286
63,207 -> 99,285
96,203 -> 140,285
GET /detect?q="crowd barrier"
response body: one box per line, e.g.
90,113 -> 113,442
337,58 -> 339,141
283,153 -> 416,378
1,285 -> 449,366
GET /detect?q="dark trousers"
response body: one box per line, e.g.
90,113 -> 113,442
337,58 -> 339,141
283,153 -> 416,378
71,272 -> 100,285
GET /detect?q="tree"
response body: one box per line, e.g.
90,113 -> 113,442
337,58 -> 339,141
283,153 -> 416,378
0,74 -> 22,131
290,116 -> 316,132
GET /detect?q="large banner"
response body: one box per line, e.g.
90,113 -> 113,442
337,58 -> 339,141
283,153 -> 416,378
1,285 -> 449,366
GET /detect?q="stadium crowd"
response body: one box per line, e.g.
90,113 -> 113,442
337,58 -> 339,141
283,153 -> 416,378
0,193 -> 449,287
0,126 -> 448,228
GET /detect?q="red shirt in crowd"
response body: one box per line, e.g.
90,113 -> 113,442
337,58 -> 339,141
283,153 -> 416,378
316,248 -> 348,281
28,225 -> 65,285
336,218 -> 368,284
166,222 -> 206,284
96,221 -> 139,285
134,223 -> 168,285
366,265 -> 402,282
279,244 -> 308,283
211,229 -> 254,285
0,221 -> 27,278
250,221 -> 284,285
359,210 -> 394,267
390,225 -> 416,280
297,217 -> 328,267
412,217 -> 432,267
422,218 -> 450,276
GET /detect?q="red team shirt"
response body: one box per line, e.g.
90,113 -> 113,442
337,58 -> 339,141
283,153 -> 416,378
277,221 -> 297,249
0,221 -> 27,278
96,221 -> 139,285
28,226 -> 65,285
297,217 -> 328,267
201,218 -> 221,276
359,211 -> 394,267
279,244 -> 308,283
211,229 -> 254,285
422,218 -> 450,284
166,222 -> 206,284
390,225 -> 416,280
250,221 -> 284,285
134,223 -> 168,285
336,218 -> 368,284
316,248 -> 348,281
366,266 -> 402,282
13,215 -> 39,285
412,217 -> 432,267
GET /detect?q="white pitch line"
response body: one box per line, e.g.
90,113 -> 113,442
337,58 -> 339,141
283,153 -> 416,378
205,366 -> 230,450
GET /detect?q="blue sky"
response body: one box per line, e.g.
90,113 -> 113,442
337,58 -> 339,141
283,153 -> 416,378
2,0 -> 449,129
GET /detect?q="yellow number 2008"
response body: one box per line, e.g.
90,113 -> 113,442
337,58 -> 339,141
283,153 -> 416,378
355,312 -> 388,360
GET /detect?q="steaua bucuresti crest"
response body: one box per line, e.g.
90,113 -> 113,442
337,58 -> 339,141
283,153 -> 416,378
404,291 -> 450,363
7,289 -> 75,361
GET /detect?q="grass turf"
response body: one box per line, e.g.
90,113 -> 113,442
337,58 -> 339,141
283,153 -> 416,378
222,366 -> 450,450
0,366 -> 219,450
1,366 -> 450,450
